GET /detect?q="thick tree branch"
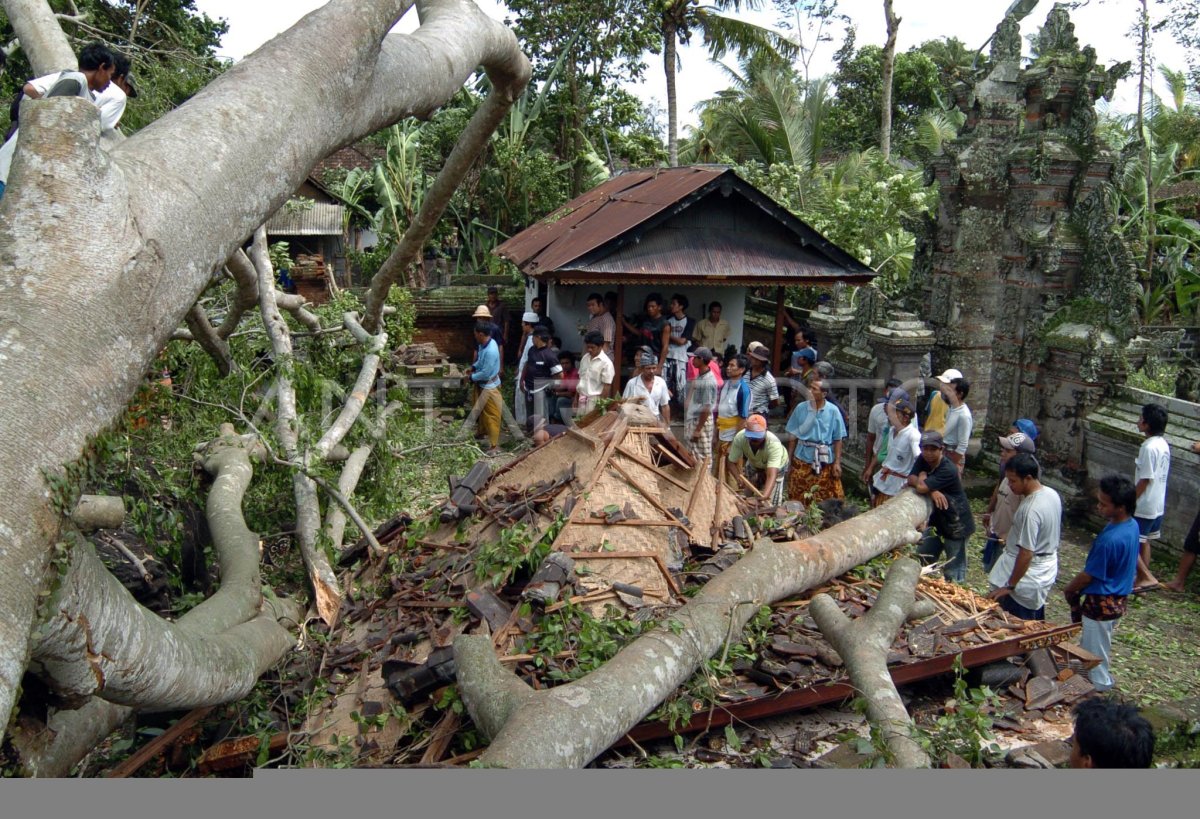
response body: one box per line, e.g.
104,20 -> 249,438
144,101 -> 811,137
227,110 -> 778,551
313,313 -> 386,460
1,0 -> 77,75
184,303 -> 234,376
456,491 -> 929,768
811,557 -> 931,769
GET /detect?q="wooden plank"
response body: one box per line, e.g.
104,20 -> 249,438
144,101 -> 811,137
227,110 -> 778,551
106,706 -> 213,778
651,441 -> 690,469
735,469 -> 766,499
712,457 -> 726,549
419,710 -> 461,765
572,518 -> 686,527
615,285 -> 625,393
566,425 -> 601,449
616,445 -> 691,491
608,459 -> 698,541
196,732 -> 290,775
569,552 -> 680,599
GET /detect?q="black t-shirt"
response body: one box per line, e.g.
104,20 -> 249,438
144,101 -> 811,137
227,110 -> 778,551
913,455 -> 976,540
641,315 -> 667,355
523,346 -> 562,391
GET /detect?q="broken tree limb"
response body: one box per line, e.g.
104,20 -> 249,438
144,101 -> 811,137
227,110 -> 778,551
69,495 -> 125,532
313,312 -> 386,461
455,490 -> 929,768
323,445 -> 373,554
253,227 -> 341,626
184,303 -> 234,376
810,557 -> 932,769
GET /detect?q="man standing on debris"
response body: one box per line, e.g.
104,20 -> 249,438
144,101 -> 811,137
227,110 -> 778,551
575,330 -> 615,416
683,347 -> 717,467
906,430 -> 975,581
987,453 -> 1062,620
622,347 -> 671,423
466,321 -> 503,455
1069,697 -> 1154,768
1062,474 -> 1140,692
727,414 -> 787,506
715,353 -> 751,485
785,378 -> 846,503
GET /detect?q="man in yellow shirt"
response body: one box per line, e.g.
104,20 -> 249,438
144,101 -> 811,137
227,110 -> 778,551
925,367 -> 961,433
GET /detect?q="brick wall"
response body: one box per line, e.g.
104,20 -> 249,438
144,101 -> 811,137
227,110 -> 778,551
413,320 -> 476,365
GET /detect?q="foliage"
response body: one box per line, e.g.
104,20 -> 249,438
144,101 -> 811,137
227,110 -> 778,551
738,149 -> 937,293
0,0 -> 228,135
911,656 -> 1004,767
522,601 -> 651,682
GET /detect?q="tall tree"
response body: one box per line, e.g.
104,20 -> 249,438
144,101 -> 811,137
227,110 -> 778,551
656,0 -> 798,166
0,0 -> 530,756
879,0 -> 900,160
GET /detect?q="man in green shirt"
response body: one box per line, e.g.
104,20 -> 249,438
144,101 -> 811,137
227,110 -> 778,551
728,414 -> 788,507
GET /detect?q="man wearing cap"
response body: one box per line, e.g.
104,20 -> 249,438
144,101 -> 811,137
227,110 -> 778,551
622,347 -> 671,423
520,326 -> 562,426
683,347 -> 718,466
982,432 -> 1037,571
575,330 -> 615,416
871,398 -> 920,507
907,429 -> 976,582
513,310 -> 540,425
728,414 -> 788,506
987,452 -> 1062,620
746,344 -> 780,418
471,304 -> 505,364
862,378 -> 906,494
785,378 -> 847,503
924,368 -> 961,433
466,321 -> 503,455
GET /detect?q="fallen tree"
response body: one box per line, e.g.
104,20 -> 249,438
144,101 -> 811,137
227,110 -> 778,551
454,490 -> 930,768
0,0 -> 530,757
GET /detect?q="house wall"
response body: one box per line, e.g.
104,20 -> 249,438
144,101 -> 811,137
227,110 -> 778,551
545,282 -> 748,357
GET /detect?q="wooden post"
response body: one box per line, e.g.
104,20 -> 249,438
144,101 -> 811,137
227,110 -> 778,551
614,284 -> 626,393
773,286 -> 786,374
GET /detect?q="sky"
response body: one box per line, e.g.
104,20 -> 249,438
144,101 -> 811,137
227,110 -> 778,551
192,0 -> 1192,131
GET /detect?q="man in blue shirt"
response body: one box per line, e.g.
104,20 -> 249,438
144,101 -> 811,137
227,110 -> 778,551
1063,474 -> 1140,692
785,378 -> 846,503
466,321 -> 503,455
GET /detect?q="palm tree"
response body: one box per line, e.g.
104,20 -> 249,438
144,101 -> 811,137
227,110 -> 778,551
692,55 -> 830,168
657,0 -> 798,166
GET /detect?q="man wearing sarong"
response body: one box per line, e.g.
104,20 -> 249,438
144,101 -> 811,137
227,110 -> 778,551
784,379 -> 846,503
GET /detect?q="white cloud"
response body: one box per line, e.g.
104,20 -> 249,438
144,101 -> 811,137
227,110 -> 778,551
194,0 -> 1190,129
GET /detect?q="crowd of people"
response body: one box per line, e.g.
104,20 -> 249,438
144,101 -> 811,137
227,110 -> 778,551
465,287 -> 1197,707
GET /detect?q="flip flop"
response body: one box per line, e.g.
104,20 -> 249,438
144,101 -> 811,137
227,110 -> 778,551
1132,583 -> 1161,595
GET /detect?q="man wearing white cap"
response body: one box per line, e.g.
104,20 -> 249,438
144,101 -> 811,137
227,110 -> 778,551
513,310 -> 540,425
924,367 -> 962,434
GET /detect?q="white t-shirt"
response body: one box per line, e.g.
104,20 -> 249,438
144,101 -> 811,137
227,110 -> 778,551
942,404 -> 973,455
577,351 -> 614,398
666,315 -> 690,362
872,422 -> 920,496
93,82 -> 128,131
867,402 -> 889,455
622,375 -> 670,419
1134,435 -> 1171,519
988,486 -> 1062,611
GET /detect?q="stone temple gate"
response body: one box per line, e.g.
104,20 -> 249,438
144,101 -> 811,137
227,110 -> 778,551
816,3 -> 1147,481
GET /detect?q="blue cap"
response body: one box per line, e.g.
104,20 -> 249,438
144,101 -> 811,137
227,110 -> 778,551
795,347 -> 817,363
1013,418 -> 1039,440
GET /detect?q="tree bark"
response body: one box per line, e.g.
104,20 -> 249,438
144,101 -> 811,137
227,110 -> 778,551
0,0 -> 529,737
664,20 -> 679,167
455,491 -> 929,768
811,556 -> 933,768
12,423 -> 295,775
880,0 -> 900,161
1,0 -> 77,75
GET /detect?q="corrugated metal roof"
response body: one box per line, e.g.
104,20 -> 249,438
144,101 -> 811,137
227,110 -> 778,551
265,201 -> 346,236
493,166 -> 874,284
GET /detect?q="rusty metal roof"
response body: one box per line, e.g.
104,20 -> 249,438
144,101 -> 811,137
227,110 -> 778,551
265,201 -> 346,236
493,166 -> 874,285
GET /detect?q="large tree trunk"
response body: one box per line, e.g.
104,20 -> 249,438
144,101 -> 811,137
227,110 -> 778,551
880,0 -> 900,160
0,0 -> 529,742
2,0 -> 77,74
455,491 -> 930,768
